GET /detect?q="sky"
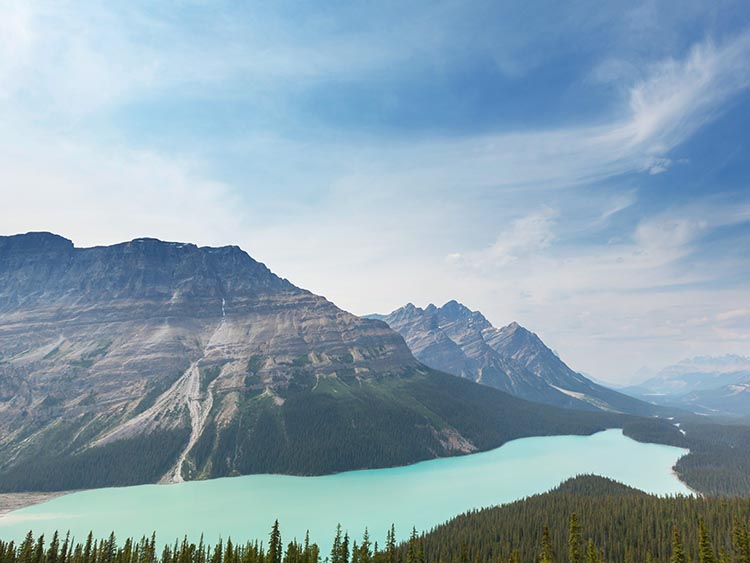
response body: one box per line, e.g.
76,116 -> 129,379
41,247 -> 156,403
1,1 -> 749,383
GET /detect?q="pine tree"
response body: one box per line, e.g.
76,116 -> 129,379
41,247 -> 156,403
385,526 -> 396,563
268,522 -> 282,563
734,520 -> 750,563
568,514 -> 582,563
540,526 -> 554,563
47,531 -> 60,563
406,529 -> 417,563
32,535 -> 45,563
331,526 -> 343,563
17,532 -> 34,563
210,541 -> 222,563
342,534 -> 349,563
671,527 -> 686,563
699,518 -> 716,563
60,532 -> 70,563
458,543 -> 469,563
586,539 -> 598,563
301,532 -> 310,563
359,529 -> 371,563
102,533 -> 117,563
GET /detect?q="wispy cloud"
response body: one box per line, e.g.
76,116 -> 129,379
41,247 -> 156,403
448,208 -> 557,267
0,2 -> 748,381
0,129 -> 243,248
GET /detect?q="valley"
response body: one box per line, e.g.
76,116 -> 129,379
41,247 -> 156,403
0,430 -> 689,549
0,233 -> 639,493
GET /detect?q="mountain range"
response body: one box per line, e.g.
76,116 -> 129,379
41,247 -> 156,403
371,302 -> 659,415
0,232 -> 628,492
625,355 -> 750,417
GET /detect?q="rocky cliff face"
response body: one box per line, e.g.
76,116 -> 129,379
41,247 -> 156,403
0,234 -> 624,492
378,301 -> 659,414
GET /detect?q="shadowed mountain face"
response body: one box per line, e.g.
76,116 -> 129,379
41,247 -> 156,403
377,301 -> 659,415
0,233 -> 625,492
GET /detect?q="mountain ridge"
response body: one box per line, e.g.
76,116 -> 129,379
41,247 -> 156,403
625,354 -> 750,416
372,301 -> 662,415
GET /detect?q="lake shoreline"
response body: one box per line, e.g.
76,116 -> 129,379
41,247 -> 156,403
0,491 -> 71,517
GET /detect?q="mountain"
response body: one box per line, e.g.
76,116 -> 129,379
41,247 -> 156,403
625,355 -> 750,416
676,382 -> 750,416
0,233 -> 626,492
628,355 -> 750,394
373,301 -> 660,414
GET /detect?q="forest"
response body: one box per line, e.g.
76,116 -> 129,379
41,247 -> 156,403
622,419 -> 750,496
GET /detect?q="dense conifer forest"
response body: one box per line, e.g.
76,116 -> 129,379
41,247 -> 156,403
622,419 -> 750,496
2,476 -> 749,563
0,370 -> 631,493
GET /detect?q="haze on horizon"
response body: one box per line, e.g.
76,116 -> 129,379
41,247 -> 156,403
1,1 -> 749,383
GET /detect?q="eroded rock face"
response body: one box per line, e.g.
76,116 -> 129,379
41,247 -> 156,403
0,233 -> 416,483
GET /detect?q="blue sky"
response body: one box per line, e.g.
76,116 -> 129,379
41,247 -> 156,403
1,1 -> 749,382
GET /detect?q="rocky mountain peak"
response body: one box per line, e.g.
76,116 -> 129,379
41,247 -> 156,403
0,232 -> 74,255
440,299 -> 467,314
381,300 -> 659,415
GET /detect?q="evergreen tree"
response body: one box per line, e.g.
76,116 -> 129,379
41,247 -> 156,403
303,533 -> 311,563
60,532 -> 70,563
342,535 -> 349,563
359,529 -> 372,563
32,535 -> 45,563
47,531 -> 60,563
541,526 -> 554,563
209,541 -> 222,563
386,527 -> 396,563
568,514 -> 582,563
17,532 -> 34,563
406,530 -> 418,563
83,533 -> 94,563
331,526 -> 343,563
734,520 -> 750,563
586,539 -> 598,563
671,527 -> 686,563
268,522 -> 282,563
699,518 -> 716,563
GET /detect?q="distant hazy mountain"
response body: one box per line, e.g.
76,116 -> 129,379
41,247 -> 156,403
625,355 -> 750,416
371,301 -> 660,415
0,233 -> 624,492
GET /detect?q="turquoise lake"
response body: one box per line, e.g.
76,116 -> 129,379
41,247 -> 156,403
0,430 -> 690,549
